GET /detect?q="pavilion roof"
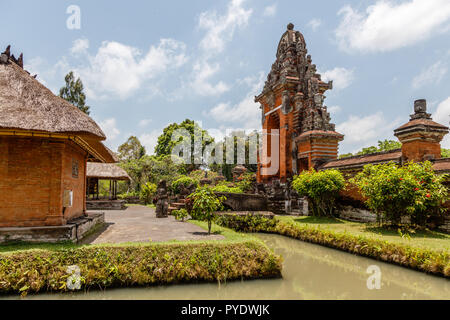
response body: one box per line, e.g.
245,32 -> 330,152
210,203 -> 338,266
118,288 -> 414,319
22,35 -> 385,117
87,163 -> 131,181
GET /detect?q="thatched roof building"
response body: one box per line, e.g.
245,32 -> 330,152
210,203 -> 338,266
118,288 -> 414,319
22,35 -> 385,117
0,53 -> 115,163
0,47 -> 117,228
87,163 -> 131,181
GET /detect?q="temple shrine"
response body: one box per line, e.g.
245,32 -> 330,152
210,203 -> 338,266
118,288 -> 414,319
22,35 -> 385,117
256,23 -> 343,183
256,23 -> 450,184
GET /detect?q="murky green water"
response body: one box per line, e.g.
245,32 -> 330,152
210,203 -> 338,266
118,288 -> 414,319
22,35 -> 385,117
12,234 -> 450,300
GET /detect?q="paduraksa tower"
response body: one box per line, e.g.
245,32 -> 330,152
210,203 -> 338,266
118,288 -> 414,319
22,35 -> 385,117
256,23 -> 343,183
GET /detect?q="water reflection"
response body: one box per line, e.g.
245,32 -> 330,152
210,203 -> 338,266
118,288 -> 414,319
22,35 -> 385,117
14,234 -> 450,300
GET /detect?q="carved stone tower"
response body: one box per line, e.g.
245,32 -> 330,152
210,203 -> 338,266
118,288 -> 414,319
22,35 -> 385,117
256,23 -> 344,183
394,99 -> 449,162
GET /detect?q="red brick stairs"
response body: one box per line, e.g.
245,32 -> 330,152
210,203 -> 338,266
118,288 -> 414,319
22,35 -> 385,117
168,198 -> 187,215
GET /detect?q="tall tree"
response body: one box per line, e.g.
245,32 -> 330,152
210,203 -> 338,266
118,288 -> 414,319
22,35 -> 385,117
155,119 -> 214,171
59,71 -> 90,115
117,136 -> 146,162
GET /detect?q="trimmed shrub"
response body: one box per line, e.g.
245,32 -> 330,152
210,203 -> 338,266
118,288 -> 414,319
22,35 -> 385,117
211,184 -> 243,194
236,172 -> 256,192
0,241 -> 282,296
215,214 -> 277,232
173,209 -> 189,222
171,176 -> 199,194
351,161 -> 448,226
292,169 -> 345,217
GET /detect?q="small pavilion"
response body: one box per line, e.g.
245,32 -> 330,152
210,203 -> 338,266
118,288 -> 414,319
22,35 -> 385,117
86,163 -> 131,200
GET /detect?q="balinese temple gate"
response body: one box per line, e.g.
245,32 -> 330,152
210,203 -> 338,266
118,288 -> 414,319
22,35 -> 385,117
256,23 -> 343,184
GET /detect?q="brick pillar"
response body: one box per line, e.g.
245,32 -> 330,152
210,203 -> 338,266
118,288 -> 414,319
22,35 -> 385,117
394,100 -> 449,162
279,114 -> 288,182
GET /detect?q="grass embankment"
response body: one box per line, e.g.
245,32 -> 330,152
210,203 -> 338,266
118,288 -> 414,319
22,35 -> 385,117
216,214 -> 450,277
0,223 -> 282,296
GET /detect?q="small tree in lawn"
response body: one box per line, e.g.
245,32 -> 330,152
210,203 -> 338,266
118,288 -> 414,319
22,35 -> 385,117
188,186 -> 226,234
292,169 -> 346,217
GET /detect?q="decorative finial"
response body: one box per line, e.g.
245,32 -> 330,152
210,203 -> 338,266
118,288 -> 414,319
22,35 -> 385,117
287,23 -> 294,30
414,99 -> 427,113
411,99 -> 431,120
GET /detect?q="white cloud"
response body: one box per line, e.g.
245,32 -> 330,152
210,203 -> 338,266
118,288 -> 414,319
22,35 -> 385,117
71,38 -> 89,55
335,0 -> 450,53
140,130 -> 161,155
328,106 -> 342,114
433,97 -> 450,148
336,112 -> 402,153
263,4 -> 277,17
412,60 -> 448,88
308,18 -> 321,31
321,67 -> 355,91
189,0 -> 252,96
76,38 -> 187,100
198,0 -> 252,54
205,72 -> 264,130
99,118 -> 120,142
138,118 -> 152,127
191,61 -> 230,96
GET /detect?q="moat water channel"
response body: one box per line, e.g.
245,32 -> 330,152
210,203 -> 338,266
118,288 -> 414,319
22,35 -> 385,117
16,234 -> 450,300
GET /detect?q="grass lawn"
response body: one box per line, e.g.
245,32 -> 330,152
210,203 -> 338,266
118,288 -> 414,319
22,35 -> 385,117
0,220 -> 254,254
277,215 -> 450,253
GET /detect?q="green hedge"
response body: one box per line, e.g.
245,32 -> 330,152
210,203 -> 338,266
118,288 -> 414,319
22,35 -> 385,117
215,214 -> 278,233
217,216 -> 450,277
0,241 -> 282,296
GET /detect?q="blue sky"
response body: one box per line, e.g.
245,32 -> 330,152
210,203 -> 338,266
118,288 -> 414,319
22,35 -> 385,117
2,0 -> 450,154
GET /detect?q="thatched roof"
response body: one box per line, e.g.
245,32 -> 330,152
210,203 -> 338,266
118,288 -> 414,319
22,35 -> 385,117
0,55 -> 117,163
0,59 -> 105,139
87,163 -> 131,181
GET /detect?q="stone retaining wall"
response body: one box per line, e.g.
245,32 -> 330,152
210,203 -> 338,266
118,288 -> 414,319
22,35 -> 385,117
0,213 -> 104,243
86,200 -> 127,210
215,192 -> 268,211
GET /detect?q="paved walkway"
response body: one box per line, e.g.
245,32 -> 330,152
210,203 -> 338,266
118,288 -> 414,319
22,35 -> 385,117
82,205 -> 224,244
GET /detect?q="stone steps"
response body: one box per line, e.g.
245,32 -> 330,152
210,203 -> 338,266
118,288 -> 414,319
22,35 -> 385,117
168,199 -> 187,215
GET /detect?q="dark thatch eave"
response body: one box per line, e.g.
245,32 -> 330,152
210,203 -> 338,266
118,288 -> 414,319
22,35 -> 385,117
0,59 -> 105,140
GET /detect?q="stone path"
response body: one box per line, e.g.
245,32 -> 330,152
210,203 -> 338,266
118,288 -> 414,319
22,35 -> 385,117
82,205 -> 224,244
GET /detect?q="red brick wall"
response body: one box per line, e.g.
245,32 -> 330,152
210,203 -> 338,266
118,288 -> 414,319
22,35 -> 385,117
402,140 -> 441,162
0,136 -> 86,227
61,141 -> 87,221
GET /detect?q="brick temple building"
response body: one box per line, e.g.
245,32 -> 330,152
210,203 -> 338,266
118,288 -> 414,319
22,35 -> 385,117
257,24 -> 450,183
0,47 -> 115,230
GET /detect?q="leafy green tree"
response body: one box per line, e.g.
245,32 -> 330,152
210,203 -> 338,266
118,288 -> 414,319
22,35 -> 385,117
155,120 -> 214,171
292,169 -> 346,217
188,186 -> 226,234
210,130 -> 260,180
351,161 -> 447,226
59,71 -> 90,115
340,140 -> 402,158
117,136 -> 146,162
140,182 -> 157,205
442,148 -> 450,158
118,154 -> 186,193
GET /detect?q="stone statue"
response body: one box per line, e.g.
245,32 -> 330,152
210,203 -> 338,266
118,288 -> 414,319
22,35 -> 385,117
271,180 -> 285,200
154,180 -> 169,218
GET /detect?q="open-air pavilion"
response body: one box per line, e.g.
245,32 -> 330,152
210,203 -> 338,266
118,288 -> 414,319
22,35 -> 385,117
86,163 -> 131,210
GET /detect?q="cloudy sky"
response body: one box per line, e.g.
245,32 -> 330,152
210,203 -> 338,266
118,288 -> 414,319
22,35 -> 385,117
2,0 -> 450,154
